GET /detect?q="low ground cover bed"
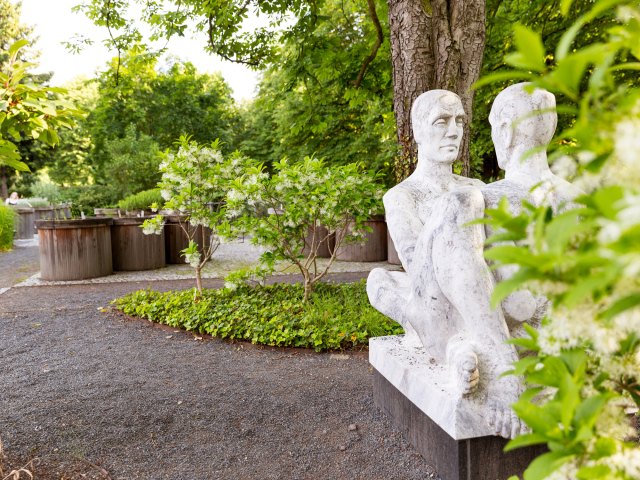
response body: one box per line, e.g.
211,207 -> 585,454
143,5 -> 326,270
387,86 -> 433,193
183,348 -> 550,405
115,280 -> 402,351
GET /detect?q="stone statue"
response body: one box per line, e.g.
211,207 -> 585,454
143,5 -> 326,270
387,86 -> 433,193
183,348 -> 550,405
368,84 -> 579,439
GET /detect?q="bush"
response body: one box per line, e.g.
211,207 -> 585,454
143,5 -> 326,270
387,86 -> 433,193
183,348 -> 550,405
0,206 -> 15,250
59,185 -> 115,217
30,181 -> 62,204
225,157 -> 384,300
114,280 -> 403,351
20,197 -> 49,207
117,189 -> 164,211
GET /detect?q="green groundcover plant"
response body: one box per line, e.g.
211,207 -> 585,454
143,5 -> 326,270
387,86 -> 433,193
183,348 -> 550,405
114,280 -> 403,352
0,205 -> 15,251
475,1 -> 640,478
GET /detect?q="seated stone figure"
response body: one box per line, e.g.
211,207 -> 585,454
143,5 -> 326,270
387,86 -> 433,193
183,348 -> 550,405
482,83 -> 582,334
368,85 -> 576,439
483,82 -> 580,213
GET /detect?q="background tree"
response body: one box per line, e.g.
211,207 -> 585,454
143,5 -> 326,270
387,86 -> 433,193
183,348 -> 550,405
71,46 -> 239,206
75,0 -> 485,180
238,0 -> 397,184
0,41 -> 79,198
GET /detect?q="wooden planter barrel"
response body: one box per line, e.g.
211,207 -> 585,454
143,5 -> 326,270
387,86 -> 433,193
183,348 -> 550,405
37,218 -> 113,281
33,206 -> 55,233
13,207 -> 35,239
164,215 -> 212,264
111,217 -> 166,271
387,229 -> 402,265
335,216 -> 388,262
55,205 -> 72,220
303,225 -> 335,258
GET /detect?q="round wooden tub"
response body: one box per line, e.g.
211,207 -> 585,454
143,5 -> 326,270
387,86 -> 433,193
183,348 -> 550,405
164,215 -> 212,264
335,216 -> 388,262
111,217 -> 165,271
37,218 -> 113,281
13,207 -> 35,240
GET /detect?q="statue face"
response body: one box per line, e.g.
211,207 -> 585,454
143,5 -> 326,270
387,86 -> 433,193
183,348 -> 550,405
422,94 -> 465,164
490,119 -> 508,169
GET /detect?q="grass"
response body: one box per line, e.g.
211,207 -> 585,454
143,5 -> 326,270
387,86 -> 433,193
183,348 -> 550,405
114,280 -> 403,351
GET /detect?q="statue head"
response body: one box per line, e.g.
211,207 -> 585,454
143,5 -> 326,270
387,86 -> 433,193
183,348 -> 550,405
412,90 -> 465,165
489,83 -> 557,170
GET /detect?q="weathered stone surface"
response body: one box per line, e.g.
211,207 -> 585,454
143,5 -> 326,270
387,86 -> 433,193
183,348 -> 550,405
367,84 -> 580,440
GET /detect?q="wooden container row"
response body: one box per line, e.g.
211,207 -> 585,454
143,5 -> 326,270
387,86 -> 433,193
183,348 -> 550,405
35,216 -> 211,281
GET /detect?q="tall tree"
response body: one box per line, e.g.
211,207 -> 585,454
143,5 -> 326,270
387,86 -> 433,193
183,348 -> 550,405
76,0 -> 487,180
0,0 -> 33,65
239,0 -> 396,183
387,0 -> 485,179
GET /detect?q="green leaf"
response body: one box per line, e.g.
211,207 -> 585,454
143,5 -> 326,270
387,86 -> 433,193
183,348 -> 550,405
574,393 -> 612,426
505,432 -> 548,452
511,400 -> 559,434
577,464 -> 612,479
8,39 -> 29,57
601,294 -> 640,320
505,25 -> 546,72
523,452 -> 575,480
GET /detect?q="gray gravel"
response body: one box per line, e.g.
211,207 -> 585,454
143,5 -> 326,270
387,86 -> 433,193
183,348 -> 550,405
0,247 -> 436,478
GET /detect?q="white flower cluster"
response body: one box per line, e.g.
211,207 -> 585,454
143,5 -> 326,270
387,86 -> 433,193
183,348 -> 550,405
538,304 -> 640,357
184,251 -> 201,268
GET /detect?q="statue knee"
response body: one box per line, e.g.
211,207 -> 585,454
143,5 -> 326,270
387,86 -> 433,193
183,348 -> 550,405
449,188 -> 485,221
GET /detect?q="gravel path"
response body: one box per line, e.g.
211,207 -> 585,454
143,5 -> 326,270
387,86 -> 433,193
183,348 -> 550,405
0,243 -> 436,479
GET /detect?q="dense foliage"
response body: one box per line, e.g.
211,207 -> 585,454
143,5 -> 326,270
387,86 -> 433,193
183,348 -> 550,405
0,41 -> 79,180
0,204 -> 15,250
114,281 -> 403,352
476,1 -> 640,478
238,0 -> 396,183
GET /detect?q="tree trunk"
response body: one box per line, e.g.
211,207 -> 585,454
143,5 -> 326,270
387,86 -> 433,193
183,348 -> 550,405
388,0 -> 486,181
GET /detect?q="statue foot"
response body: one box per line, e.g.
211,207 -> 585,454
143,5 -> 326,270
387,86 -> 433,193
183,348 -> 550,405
487,401 -> 528,439
486,375 -> 528,439
447,341 -> 480,396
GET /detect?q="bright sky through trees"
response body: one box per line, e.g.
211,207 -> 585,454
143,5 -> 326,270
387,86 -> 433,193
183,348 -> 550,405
18,0 -> 260,101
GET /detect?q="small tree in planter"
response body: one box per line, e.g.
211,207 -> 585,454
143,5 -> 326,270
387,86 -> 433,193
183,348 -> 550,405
225,157 -> 384,301
143,137 -> 249,295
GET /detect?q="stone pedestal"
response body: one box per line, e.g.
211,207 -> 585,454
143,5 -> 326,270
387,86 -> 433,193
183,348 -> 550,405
370,335 -> 545,480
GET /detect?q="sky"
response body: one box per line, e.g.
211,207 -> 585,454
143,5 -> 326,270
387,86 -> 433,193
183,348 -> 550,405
18,0 -> 260,101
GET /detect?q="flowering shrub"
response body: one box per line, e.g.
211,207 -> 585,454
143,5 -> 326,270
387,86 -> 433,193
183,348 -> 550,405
477,1 -> 640,478
143,137 -> 250,294
224,157 -> 384,301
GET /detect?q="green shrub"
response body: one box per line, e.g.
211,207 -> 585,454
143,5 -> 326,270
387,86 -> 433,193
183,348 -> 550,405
0,205 -> 16,250
114,280 -> 403,351
117,188 -> 164,211
30,181 -> 62,204
20,197 -> 49,207
60,185 -> 115,217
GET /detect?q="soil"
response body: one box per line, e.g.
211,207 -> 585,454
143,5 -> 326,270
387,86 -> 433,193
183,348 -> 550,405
0,247 -> 438,479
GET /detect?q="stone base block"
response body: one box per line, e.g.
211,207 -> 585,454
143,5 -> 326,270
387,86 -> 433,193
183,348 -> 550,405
370,335 -> 546,480
373,371 -> 545,480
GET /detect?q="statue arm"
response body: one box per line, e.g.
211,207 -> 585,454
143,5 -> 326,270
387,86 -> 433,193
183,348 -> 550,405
383,188 -> 423,272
